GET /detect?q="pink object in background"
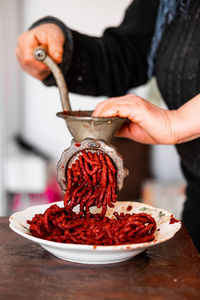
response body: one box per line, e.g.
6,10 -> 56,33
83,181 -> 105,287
11,179 -> 62,212
43,179 -> 62,203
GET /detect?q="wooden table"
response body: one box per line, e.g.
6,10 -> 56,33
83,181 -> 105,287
0,217 -> 200,300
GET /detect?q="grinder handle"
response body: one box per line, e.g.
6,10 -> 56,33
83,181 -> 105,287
34,47 -> 71,112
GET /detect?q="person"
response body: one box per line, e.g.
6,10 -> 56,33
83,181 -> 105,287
16,0 -> 200,251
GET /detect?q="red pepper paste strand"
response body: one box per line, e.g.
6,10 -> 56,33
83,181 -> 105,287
64,151 -> 117,215
27,205 -> 157,245
127,205 -> 132,212
169,214 -> 179,224
27,150 -> 157,245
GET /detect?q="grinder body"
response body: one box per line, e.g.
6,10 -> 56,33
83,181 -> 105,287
34,48 -> 129,193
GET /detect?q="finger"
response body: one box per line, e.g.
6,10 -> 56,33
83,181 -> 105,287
97,102 -> 130,119
48,34 -> 64,63
92,101 -> 108,117
29,69 -> 51,80
93,95 -> 140,117
116,122 -> 133,139
16,47 -> 50,80
93,96 -> 129,117
17,33 -> 49,72
35,23 -> 65,63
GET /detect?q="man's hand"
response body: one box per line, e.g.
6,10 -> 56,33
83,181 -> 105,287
16,23 -> 65,80
93,94 -> 179,145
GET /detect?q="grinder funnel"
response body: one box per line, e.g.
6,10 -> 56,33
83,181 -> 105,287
57,111 -> 125,143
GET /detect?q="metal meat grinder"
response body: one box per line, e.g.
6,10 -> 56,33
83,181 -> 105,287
34,47 -> 129,193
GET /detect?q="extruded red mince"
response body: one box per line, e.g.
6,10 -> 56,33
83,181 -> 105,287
27,151 -> 157,245
75,143 -> 81,147
169,215 -> 179,224
127,205 -> 132,212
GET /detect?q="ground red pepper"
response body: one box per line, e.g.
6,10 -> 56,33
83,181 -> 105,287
64,151 -> 117,215
27,205 -> 156,245
169,215 -> 179,224
127,205 -> 132,212
75,143 -> 81,147
27,150 -> 157,245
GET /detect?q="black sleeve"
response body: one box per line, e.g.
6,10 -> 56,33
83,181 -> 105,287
30,0 -> 159,97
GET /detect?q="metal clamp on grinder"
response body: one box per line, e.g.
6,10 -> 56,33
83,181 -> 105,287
34,47 -> 129,194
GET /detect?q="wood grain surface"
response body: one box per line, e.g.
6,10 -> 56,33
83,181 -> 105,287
0,217 -> 200,300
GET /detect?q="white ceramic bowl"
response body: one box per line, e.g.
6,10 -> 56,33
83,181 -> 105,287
9,201 -> 181,264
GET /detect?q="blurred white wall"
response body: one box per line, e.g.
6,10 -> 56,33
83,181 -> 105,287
0,63 -> 4,214
21,0 -> 132,159
0,0 -> 23,214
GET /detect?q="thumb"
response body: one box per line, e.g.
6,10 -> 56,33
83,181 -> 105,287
115,122 -> 132,139
48,36 -> 64,64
